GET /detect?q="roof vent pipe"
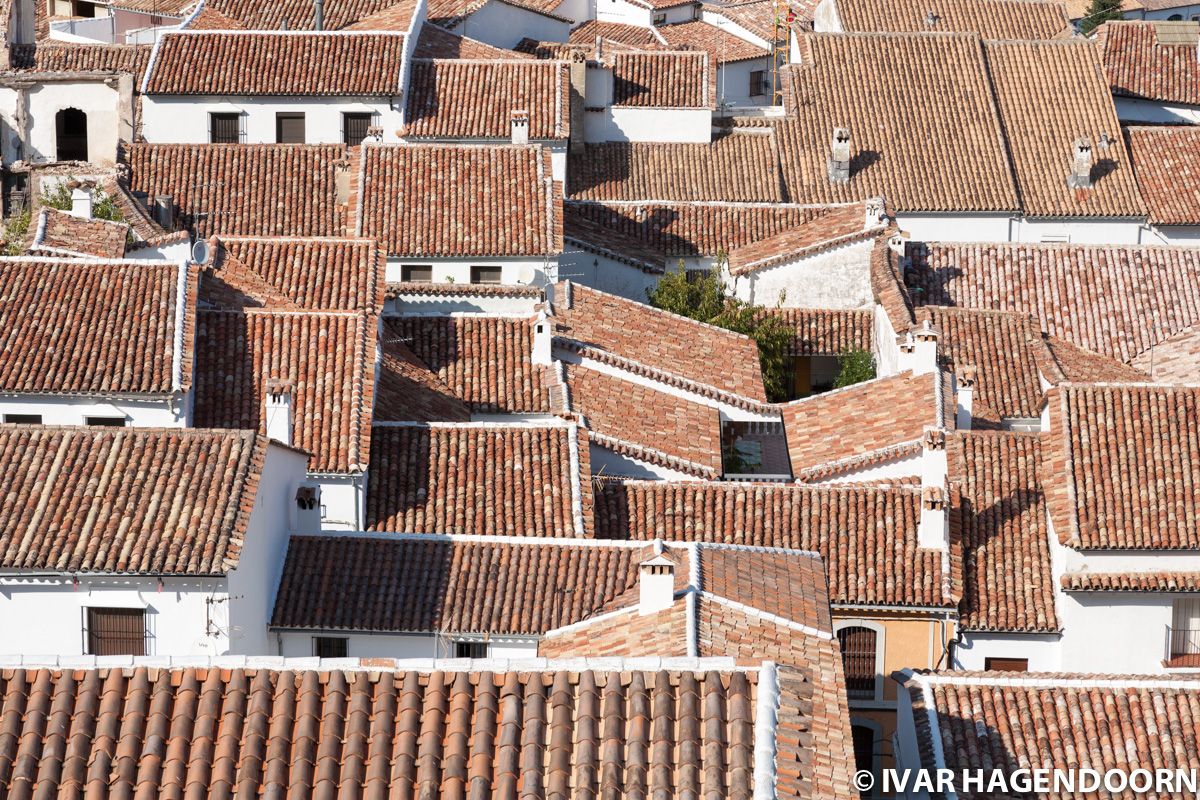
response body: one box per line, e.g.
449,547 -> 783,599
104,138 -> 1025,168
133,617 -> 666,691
314,0 -> 323,30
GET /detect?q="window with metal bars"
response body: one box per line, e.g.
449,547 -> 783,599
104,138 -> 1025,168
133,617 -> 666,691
342,112 -> 373,146
84,607 -> 146,656
313,636 -> 348,658
837,626 -> 878,699
210,112 -> 241,144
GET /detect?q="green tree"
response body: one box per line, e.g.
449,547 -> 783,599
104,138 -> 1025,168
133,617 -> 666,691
1079,0 -> 1122,34
834,347 -> 876,389
647,262 -> 794,402
2,179 -> 128,254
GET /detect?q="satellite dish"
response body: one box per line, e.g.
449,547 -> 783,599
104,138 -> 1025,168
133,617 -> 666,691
516,263 -> 536,284
191,238 -> 210,265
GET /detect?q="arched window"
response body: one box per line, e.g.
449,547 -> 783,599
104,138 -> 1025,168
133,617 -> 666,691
55,108 -> 88,162
837,624 -> 880,699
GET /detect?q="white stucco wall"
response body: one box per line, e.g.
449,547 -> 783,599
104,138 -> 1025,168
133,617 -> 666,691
730,237 -> 874,308
454,0 -> 571,47
1012,217 -> 1145,244
1142,224 -> 1200,245
715,58 -> 773,109
311,472 -> 367,531
585,106 -> 712,142
385,291 -> 541,316
141,95 -> 402,145
893,213 -> 1013,243
596,0 -> 652,26
588,442 -> 702,480
1114,96 -> 1200,125
0,393 -> 187,427
895,212 -> 1146,245
952,632 -> 1062,671
276,629 -> 539,658
558,244 -> 660,302
0,80 -> 126,165
1124,4 -> 1200,19
1058,593 -> 1176,673
385,256 -> 555,287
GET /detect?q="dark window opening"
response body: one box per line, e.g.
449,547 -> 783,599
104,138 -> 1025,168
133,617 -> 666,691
789,354 -> 841,400
837,626 -> 878,699
276,112 -> 306,144
852,725 -> 877,796
85,416 -> 126,427
210,112 -> 241,144
454,641 -> 488,658
55,108 -> 88,161
4,414 -> 41,424
402,264 -> 433,283
85,607 -> 145,655
343,112 -> 373,145
652,11 -> 666,23
313,636 -> 348,658
984,657 -> 1029,672
750,69 -> 767,97
470,265 -> 502,285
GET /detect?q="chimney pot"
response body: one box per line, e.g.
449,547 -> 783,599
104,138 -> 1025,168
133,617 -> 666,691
265,379 -> 294,447
828,127 -> 851,183
1067,136 -> 1093,189
638,550 -> 675,615
511,109 -> 530,145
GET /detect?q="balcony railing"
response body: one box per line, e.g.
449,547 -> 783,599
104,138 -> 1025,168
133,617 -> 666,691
1164,626 -> 1200,667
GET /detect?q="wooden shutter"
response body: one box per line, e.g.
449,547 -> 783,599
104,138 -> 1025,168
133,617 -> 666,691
86,607 -> 145,656
837,626 -> 877,697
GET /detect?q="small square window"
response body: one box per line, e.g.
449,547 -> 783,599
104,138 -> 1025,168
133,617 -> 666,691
313,636 -> 348,658
210,112 -> 241,144
402,264 -> 433,283
454,641 -> 488,658
652,11 -> 666,23
86,607 -> 145,656
984,657 -> 1028,672
4,413 -> 41,424
470,266 -> 503,285
85,416 -> 126,427
750,70 -> 768,97
276,112 -> 306,144
343,112 -> 373,146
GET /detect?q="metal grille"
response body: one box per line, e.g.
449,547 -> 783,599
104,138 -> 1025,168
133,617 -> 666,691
343,112 -> 373,146
85,607 -> 146,656
210,113 -> 241,144
837,626 -> 877,698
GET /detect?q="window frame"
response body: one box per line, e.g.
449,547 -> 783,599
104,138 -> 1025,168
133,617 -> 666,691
401,264 -> 434,283
209,111 -> 243,144
83,606 -> 147,656
3,413 -> 42,424
750,69 -> 767,98
834,619 -> 886,703
470,265 -> 503,285
454,640 -> 489,659
312,636 -> 349,658
85,416 -> 126,427
342,111 -> 374,146
983,657 -> 1029,672
275,112 -> 306,144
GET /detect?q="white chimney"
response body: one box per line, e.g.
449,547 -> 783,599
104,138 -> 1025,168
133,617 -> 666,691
639,545 -> 676,615
918,484 -> 949,550
921,426 -> 947,486
68,185 -> 92,219
1067,136 -> 1093,189
511,109 -> 530,145
956,366 -> 976,431
898,319 -> 939,375
532,310 -> 552,365
864,196 -> 886,229
828,127 -> 851,183
264,379 -> 293,447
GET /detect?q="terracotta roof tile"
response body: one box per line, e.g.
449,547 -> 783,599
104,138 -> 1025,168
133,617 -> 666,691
781,370 -> 949,475
1044,383 -> 1200,551
568,133 -> 783,201
982,40 -> 1146,219
1098,20 -> 1200,105
563,361 -> 725,475
404,59 -> 569,139
200,0 -> 414,30
1062,571 -> 1200,591
0,427 -> 269,575
340,0 -> 419,27
594,478 -> 958,607
193,309 -> 376,473
834,0 -> 1072,38
763,308 -> 873,356
124,143 -> 349,238
1039,331 -> 1149,383
204,236 -> 384,312
374,338 -> 473,422
0,258 -> 195,396
143,32 -> 407,95
611,51 -> 711,108
1127,125 -> 1200,225
567,18 -> 664,48
553,281 -> 768,400
657,19 -> 770,62
907,241 -> 1200,374
10,42 -> 152,82
379,316 -> 552,414
0,662 -> 797,800
30,208 -> 129,259
950,431 -> 1059,632
366,423 -> 591,536
357,142 -> 562,257
726,201 -> 880,275
411,23 -> 533,57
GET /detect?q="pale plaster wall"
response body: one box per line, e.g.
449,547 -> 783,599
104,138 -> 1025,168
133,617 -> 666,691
141,95 -> 402,145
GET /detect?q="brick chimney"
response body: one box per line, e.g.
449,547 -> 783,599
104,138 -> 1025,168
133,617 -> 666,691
264,379 -> 293,447
956,365 -> 976,431
639,544 -> 675,615
511,109 -> 530,145
568,51 -> 586,155
828,127 -> 851,183
1067,136 -> 1093,189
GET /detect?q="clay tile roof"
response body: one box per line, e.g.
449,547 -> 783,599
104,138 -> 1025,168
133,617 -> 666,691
906,241 -> 1200,380
981,40 -> 1146,219
552,281 -> 768,400
273,535 -> 663,633
200,0 -> 414,30
950,431 -> 1059,632
0,661 -> 823,799
1098,20 -> 1200,106
763,308 -> 874,357
1062,571 -> 1200,591
30,207 -> 129,259
123,143 -> 349,238
700,545 -> 834,631
1044,382 -> 1200,551
0,258 -> 196,396
183,2 -> 248,27
906,671 -> 1200,796
656,19 -> 770,63
777,32 -> 1019,212
1127,126 -> 1200,225
609,50 -> 711,108
403,59 -> 570,139
203,236 -> 384,312
563,361 -> 724,477
357,142 -> 562,257
411,22 -> 532,57
377,316 -> 552,415
1038,330 -> 1149,383
567,18 -> 664,48
10,42 -> 153,81
594,478 -> 959,608
725,201 -> 878,275
373,338 -> 473,423
834,0 -> 1072,38
568,132 -> 783,201
142,31 -> 407,95
781,370 -> 951,476
365,423 -> 592,536
340,0 -> 419,27
193,309 -> 376,474
0,426 -> 269,575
